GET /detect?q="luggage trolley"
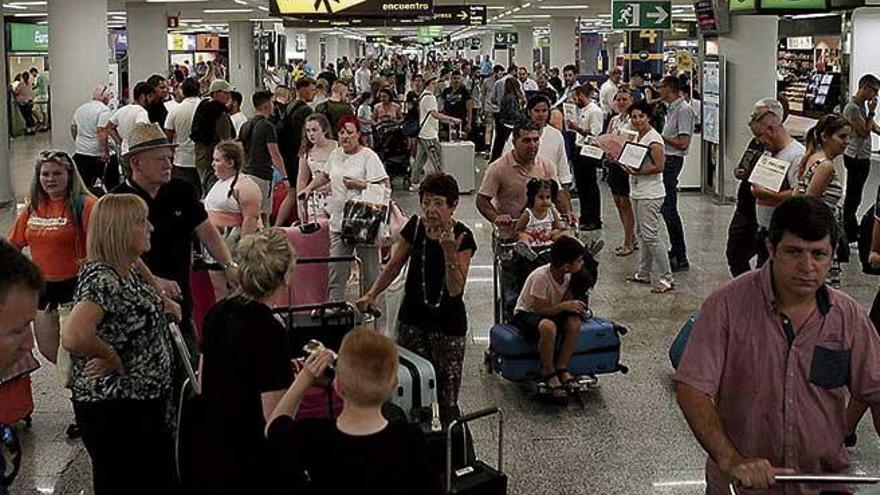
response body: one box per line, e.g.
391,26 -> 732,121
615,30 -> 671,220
483,229 -> 629,399
729,474 -> 880,494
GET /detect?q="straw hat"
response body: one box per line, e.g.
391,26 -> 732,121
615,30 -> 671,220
208,79 -> 233,93
122,122 -> 177,162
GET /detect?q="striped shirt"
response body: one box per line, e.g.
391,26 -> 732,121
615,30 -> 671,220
797,157 -> 844,218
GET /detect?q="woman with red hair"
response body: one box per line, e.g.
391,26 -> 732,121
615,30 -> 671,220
300,115 -> 391,301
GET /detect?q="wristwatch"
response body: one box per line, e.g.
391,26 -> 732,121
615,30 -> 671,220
219,260 -> 239,271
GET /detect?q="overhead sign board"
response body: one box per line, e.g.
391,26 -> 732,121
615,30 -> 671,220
728,0 -> 758,10
430,5 -> 486,25
493,31 -> 518,45
271,0 -> 432,17
9,23 -> 48,52
612,1 -> 672,30
196,34 -> 220,51
729,0 -> 826,12
168,33 -> 197,51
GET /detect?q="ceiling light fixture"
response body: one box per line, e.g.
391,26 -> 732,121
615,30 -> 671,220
257,5 -> 269,11
8,1 -> 46,4
2,4 -> 27,9
487,6 -> 506,9
233,0 -> 248,4
538,4 -> 589,8
203,8 -> 252,13
13,12 -> 45,16
597,13 -> 611,17
521,2 -> 532,7
107,11 -> 125,15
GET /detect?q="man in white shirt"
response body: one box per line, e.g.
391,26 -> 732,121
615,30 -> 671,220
518,66 -> 539,92
228,91 -> 248,135
410,77 -> 462,190
106,81 -> 155,155
163,77 -> 203,197
566,85 -> 605,231
355,60 -> 372,95
599,68 -> 622,115
71,85 -> 113,190
502,93 -> 576,224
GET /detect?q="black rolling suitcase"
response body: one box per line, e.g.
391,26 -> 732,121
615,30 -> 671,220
445,408 -> 507,495
273,301 -> 364,354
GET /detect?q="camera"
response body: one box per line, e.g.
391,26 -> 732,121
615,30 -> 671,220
298,340 -> 337,380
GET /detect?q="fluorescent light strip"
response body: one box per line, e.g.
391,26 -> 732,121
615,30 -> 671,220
2,3 -> 27,9
233,0 -> 249,4
203,8 -> 252,13
538,4 -> 590,8
13,12 -> 45,16
8,0 -> 45,4
487,6 -> 506,9
257,5 -> 268,11
107,11 -> 125,15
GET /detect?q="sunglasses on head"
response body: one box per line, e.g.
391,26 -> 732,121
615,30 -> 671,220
38,150 -> 74,167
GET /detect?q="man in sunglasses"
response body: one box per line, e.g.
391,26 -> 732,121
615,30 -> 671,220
0,241 -> 41,493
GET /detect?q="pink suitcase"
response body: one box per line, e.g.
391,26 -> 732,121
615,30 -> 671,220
0,375 -> 34,426
190,268 -> 216,343
271,217 -> 331,307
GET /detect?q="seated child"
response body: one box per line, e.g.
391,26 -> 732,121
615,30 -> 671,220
511,236 -> 589,400
515,178 -> 569,251
266,329 -> 437,495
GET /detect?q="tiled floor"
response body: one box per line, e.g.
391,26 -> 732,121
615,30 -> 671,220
6,133 -> 880,494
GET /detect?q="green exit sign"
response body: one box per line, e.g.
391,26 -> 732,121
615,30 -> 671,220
612,1 -> 672,30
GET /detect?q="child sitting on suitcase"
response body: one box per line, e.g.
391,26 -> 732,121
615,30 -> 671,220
266,328 -> 438,495
511,236 -> 589,400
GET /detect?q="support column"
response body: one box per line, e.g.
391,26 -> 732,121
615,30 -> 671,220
306,32 -> 321,72
481,32 -> 494,61
0,2 -> 10,202
126,2 -> 167,90
49,0 -> 108,151
325,36 -> 339,70
718,15 -> 778,191
549,17 -> 577,72
229,21 -> 256,116
513,26 -> 534,70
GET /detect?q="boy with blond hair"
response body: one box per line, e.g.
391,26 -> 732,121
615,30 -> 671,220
267,329 -> 435,494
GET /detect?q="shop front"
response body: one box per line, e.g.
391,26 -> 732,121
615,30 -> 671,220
167,33 -> 228,69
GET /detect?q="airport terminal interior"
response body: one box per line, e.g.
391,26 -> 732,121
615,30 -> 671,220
5,0 -> 880,494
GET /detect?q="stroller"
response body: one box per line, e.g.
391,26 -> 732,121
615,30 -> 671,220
373,121 -> 411,189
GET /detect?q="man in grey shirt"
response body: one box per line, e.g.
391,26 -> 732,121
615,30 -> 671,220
659,75 -> 694,272
842,74 -> 880,242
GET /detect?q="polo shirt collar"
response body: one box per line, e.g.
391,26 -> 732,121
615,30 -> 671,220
759,261 -> 833,316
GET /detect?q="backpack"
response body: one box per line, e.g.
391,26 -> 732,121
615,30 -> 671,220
402,93 -> 430,138
276,100 -> 310,157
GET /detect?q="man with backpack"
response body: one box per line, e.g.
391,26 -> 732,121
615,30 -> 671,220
275,77 -> 317,226
190,79 -> 235,195
314,81 -> 354,139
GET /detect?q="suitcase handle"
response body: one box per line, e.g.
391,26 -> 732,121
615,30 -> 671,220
446,407 -> 504,493
728,475 -> 880,494
294,256 -> 367,297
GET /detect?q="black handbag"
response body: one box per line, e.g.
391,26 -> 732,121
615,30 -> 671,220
341,199 -> 388,245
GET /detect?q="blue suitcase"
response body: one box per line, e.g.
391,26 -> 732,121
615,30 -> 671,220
485,318 -> 628,382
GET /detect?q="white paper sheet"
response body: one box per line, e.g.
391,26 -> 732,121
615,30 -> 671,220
618,141 -> 649,170
748,154 -> 790,193
580,144 -> 605,159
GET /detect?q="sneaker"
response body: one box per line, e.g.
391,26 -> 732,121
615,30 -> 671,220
586,238 -> 605,257
514,241 -> 539,261
670,258 -> 690,272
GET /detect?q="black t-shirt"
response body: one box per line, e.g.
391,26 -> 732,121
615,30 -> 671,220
147,99 -> 168,125
549,76 -> 564,95
398,216 -> 477,336
315,100 -> 354,139
318,71 -> 337,87
112,178 -> 207,317
193,296 -> 292,492
439,86 -> 471,121
267,416 -> 435,495
278,100 -> 314,174
240,115 -> 279,180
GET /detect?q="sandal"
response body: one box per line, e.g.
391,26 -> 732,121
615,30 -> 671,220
539,372 -> 568,399
614,245 -> 635,257
651,280 -> 675,294
626,274 -> 651,285
557,369 -> 582,393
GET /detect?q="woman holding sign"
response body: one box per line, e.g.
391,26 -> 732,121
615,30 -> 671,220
620,100 -> 674,294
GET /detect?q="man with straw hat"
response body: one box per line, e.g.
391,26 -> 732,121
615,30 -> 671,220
113,122 -> 237,355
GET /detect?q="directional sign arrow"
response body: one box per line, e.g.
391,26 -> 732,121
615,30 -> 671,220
646,5 -> 669,25
457,11 -> 469,20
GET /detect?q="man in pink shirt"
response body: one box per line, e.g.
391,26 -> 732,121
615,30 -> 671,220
675,197 -> 880,494
477,119 -> 562,235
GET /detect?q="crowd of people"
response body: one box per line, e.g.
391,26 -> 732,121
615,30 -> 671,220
4,50 -> 880,495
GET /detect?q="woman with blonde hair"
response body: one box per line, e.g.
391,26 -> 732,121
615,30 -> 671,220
204,140 -> 263,298
7,150 -> 96,364
61,194 -> 176,495
192,227 -> 295,494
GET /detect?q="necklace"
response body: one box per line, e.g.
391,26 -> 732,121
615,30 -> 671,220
419,220 -> 445,309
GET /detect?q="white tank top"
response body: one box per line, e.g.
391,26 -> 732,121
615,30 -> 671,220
204,176 -> 240,214
525,207 -> 554,238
